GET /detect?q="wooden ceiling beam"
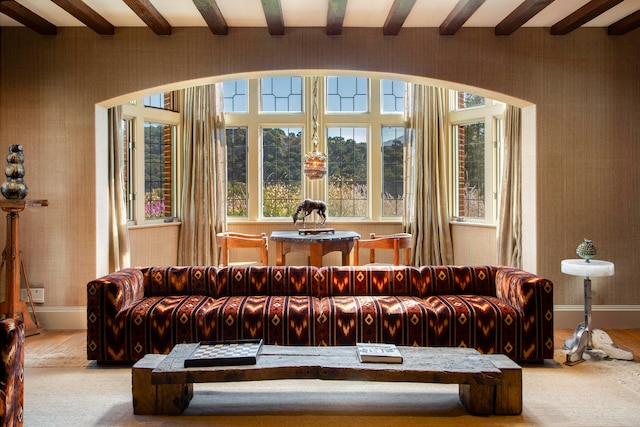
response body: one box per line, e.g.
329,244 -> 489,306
0,0 -> 57,35
51,0 -> 113,35
192,0 -> 228,35
440,0 -> 486,35
495,0 -> 555,35
551,0 -> 623,35
607,9 -> 640,35
383,0 -> 416,36
261,0 -> 285,36
122,0 -> 171,35
327,0 -> 347,36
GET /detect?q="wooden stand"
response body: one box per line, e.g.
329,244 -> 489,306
0,199 -> 48,336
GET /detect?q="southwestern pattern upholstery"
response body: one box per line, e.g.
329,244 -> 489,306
87,265 -> 554,364
0,318 -> 24,427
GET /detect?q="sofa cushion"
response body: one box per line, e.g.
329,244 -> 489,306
426,294 -> 521,359
215,295 -> 322,345
419,266 -> 497,297
142,266 -> 218,297
118,295 -> 219,360
319,296 -> 437,346
216,266 -> 319,297
320,266 -> 421,297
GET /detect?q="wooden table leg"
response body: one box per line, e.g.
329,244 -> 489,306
309,243 -> 323,267
132,354 -> 193,415
275,241 -> 285,266
486,354 -> 523,415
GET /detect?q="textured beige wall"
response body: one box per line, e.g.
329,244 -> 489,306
0,27 -> 638,323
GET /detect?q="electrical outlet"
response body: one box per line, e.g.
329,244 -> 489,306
20,288 -> 45,303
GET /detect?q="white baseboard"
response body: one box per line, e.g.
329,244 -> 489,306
29,305 -> 640,330
554,305 -> 640,329
30,306 -> 86,330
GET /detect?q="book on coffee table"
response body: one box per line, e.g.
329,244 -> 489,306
356,343 -> 403,364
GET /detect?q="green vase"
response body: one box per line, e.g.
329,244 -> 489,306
576,238 -> 597,262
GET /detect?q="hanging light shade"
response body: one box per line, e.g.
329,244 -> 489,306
303,76 -> 327,180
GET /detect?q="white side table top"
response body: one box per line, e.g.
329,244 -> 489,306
561,259 -> 614,277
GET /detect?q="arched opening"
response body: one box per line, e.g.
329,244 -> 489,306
95,71 -> 536,276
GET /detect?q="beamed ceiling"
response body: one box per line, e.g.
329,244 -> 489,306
0,0 -> 638,36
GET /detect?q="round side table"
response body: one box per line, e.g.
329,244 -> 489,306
561,259 -> 633,364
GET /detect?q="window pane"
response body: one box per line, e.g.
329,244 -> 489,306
223,80 -> 247,113
382,126 -> 405,217
326,76 -> 369,112
455,122 -> 485,218
381,80 -> 405,113
327,127 -> 368,217
261,77 -> 303,113
226,127 -> 248,216
121,118 -> 134,221
143,92 -> 176,111
457,92 -> 485,109
144,122 -> 174,220
262,127 -> 303,217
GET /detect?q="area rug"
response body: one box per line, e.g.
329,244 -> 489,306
23,350 -> 640,427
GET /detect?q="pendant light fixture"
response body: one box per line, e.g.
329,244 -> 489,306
303,76 -> 327,180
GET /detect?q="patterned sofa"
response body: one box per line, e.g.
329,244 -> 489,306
87,265 -> 554,364
0,318 -> 24,427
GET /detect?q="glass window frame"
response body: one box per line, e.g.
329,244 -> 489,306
448,94 -> 505,224
122,97 -> 180,226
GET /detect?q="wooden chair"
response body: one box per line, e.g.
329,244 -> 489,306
216,232 -> 269,267
354,232 -> 412,266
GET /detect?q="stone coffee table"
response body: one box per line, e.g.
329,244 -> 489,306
132,344 -> 522,416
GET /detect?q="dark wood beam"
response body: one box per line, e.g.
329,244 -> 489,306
383,0 -> 416,36
0,0 -> 57,35
495,0 -> 555,35
327,0 -> 347,36
607,9 -> 640,35
551,0 -> 623,35
440,0 -> 485,35
51,0 -> 114,35
192,0 -> 227,35
122,0 -> 171,35
261,0 -> 284,35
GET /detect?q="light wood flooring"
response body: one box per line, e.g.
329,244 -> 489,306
23,329 -> 640,360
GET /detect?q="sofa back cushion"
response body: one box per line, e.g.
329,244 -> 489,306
319,266 -> 423,297
142,266 -> 219,297
216,266 -> 319,297
418,265 -> 497,297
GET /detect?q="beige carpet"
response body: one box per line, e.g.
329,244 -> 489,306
23,350 -> 640,427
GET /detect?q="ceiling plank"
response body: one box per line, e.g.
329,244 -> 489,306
50,0 -> 114,35
261,0 -> 284,36
122,0 -> 171,35
607,9 -> 640,35
495,0 -> 555,35
192,0 -> 228,35
440,0 -> 486,35
550,0 -> 623,35
0,0 -> 57,35
383,0 -> 416,36
327,0 -> 347,36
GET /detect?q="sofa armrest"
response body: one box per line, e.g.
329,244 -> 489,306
87,268 -> 145,361
0,318 -> 24,427
495,266 -> 554,360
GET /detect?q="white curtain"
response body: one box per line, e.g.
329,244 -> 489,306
497,105 -> 522,268
107,105 -> 131,271
403,84 -> 454,266
177,84 -> 227,266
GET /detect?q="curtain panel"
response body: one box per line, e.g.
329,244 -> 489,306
107,105 -> 131,271
497,105 -> 522,268
403,84 -> 454,266
177,84 -> 227,266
